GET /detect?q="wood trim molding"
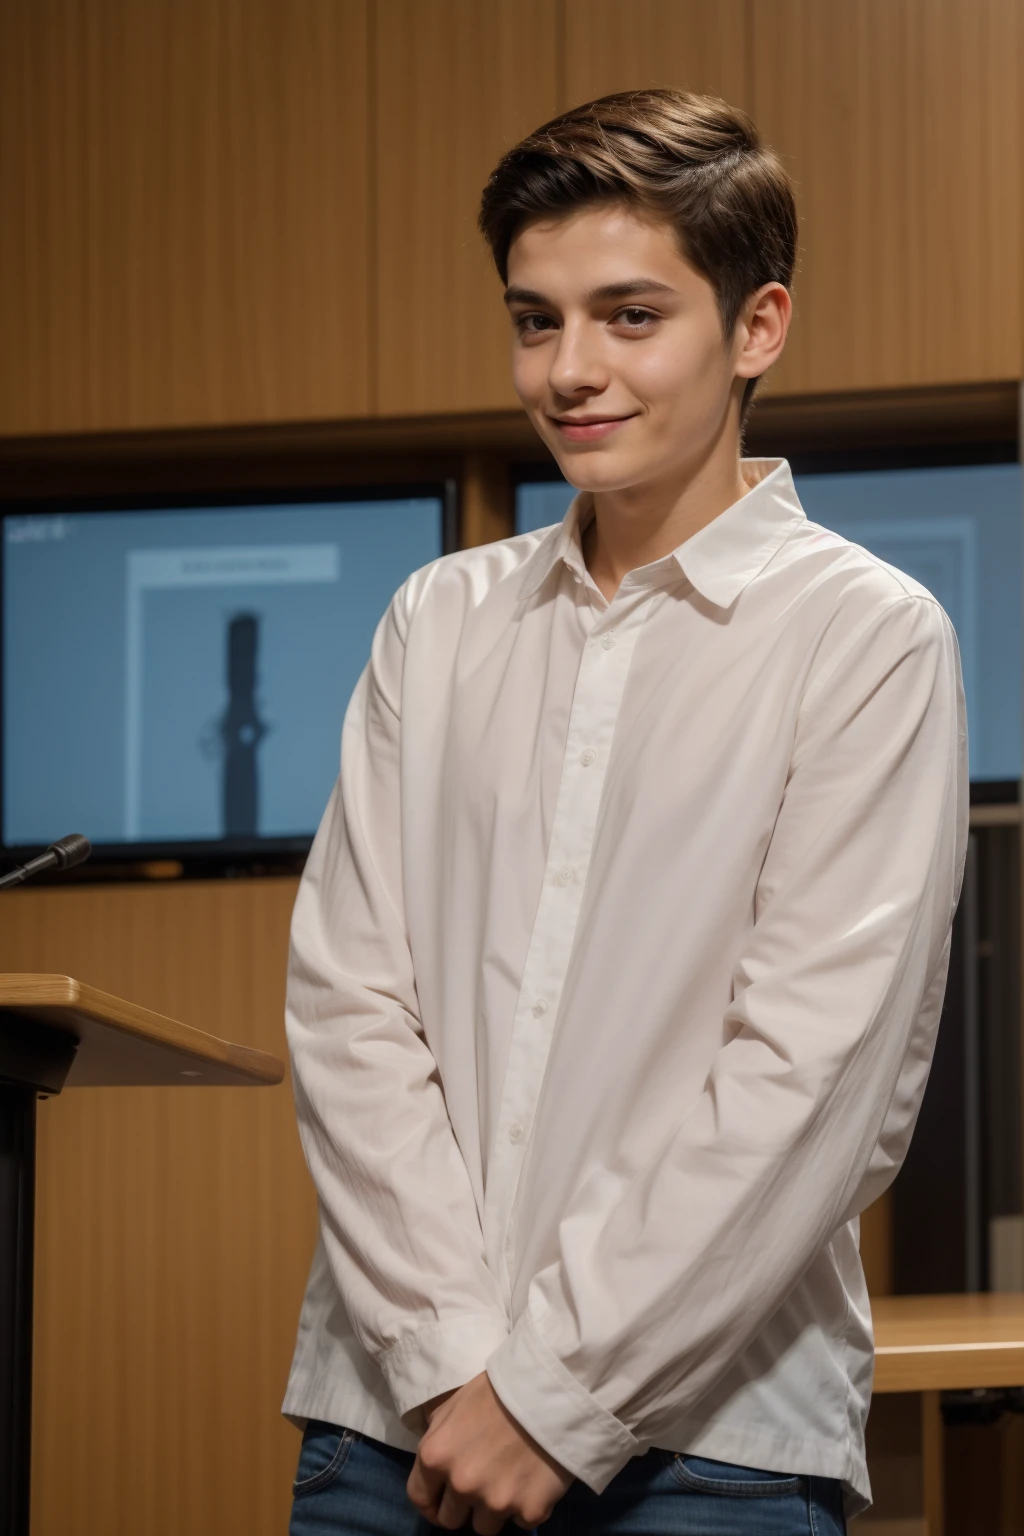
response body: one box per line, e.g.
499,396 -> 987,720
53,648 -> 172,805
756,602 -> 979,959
0,411 -> 547,502
461,452 -> 514,546
0,381 -> 1016,503
970,804 -> 1021,828
746,380 -> 1020,460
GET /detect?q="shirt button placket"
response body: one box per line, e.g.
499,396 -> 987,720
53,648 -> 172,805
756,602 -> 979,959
488,595 -> 654,1303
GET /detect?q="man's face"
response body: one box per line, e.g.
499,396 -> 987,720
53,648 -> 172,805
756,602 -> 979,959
504,203 -> 749,494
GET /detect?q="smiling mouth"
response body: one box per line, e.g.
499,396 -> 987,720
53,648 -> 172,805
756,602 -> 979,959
548,415 -> 636,441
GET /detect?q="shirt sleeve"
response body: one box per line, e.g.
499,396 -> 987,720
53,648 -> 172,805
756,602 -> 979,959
484,591 -> 969,1491
286,579 -> 510,1435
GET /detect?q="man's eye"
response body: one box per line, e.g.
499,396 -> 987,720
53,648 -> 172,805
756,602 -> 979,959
517,314 -> 556,334
618,307 -> 656,328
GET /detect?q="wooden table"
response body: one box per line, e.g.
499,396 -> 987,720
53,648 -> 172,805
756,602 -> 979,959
867,1294 -> 1024,1535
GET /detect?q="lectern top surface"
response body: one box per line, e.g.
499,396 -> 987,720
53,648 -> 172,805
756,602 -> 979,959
0,972 -> 285,1087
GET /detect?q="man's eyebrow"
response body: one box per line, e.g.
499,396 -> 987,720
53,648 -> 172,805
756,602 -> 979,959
585,279 -> 677,302
503,286 -> 548,307
503,278 -> 677,307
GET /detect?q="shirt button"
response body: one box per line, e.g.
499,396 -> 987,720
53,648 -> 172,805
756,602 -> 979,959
601,632 -> 617,650
531,998 -> 548,1017
508,1121 -> 524,1143
579,747 -> 596,767
556,865 -> 574,886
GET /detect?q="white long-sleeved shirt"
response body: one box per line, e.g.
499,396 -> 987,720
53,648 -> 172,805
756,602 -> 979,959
282,457 -> 968,1518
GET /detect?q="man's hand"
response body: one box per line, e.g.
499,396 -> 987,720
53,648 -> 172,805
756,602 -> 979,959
407,1371 -> 575,1532
421,1386 -> 458,1424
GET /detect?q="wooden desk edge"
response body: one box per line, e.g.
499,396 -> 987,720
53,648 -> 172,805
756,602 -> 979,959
874,1344 -> 1024,1394
0,972 -> 285,1085
873,1294 -> 1024,1392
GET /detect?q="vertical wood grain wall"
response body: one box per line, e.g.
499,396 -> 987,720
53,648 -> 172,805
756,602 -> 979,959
1,0 -> 1021,434
373,0 -> 560,414
752,0 -> 1024,394
0,0 -> 372,433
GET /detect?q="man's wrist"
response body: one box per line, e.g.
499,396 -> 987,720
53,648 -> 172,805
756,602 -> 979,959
422,1385 -> 458,1425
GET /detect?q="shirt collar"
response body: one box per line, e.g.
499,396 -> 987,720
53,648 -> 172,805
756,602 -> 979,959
517,458 -> 806,609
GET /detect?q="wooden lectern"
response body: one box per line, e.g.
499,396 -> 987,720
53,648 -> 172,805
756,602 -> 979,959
0,974 -> 284,1536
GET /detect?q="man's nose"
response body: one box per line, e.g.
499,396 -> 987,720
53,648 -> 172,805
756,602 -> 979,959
547,320 -> 608,398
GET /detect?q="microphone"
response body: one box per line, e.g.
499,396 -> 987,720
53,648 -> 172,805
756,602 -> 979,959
0,833 -> 92,891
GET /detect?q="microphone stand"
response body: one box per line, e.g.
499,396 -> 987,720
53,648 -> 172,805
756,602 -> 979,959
0,835 -> 92,892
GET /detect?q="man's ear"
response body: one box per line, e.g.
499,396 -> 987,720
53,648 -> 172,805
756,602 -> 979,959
733,282 -> 792,383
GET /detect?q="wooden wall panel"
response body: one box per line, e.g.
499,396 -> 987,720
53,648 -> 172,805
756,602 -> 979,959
0,0 -> 370,436
752,0 -> 1024,394
861,1189 -> 893,1298
0,878 -> 312,1536
373,0 -> 560,416
562,0 -> 750,113
5,1 -> 1021,433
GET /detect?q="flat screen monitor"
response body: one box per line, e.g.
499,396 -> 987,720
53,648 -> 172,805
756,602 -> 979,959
516,461 -> 1024,787
2,489 -> 447,863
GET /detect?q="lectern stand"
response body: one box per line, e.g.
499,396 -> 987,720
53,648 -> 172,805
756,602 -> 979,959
0,974 -> 284,1536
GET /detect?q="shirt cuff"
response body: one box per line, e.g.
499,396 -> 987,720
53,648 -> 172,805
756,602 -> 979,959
485,1306 -> 641,1494
378,1311 -> 512,1435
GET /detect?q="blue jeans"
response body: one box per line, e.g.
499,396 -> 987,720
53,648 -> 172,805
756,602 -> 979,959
289,1419 -> 848,1535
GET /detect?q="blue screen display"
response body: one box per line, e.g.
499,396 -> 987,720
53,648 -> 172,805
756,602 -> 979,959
3,497 -> 442,847
516,463 -> 1024,783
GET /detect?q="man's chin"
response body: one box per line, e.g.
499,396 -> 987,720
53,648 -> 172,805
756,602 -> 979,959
550,453 -> 651,495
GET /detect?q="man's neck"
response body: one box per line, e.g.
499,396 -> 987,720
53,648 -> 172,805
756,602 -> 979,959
581,441 -> 752,605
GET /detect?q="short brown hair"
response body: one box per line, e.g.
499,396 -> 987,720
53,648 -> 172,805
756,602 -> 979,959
478,88 -> 797,420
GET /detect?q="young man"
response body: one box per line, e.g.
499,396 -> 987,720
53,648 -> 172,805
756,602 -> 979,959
283,90 -> 967,1536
